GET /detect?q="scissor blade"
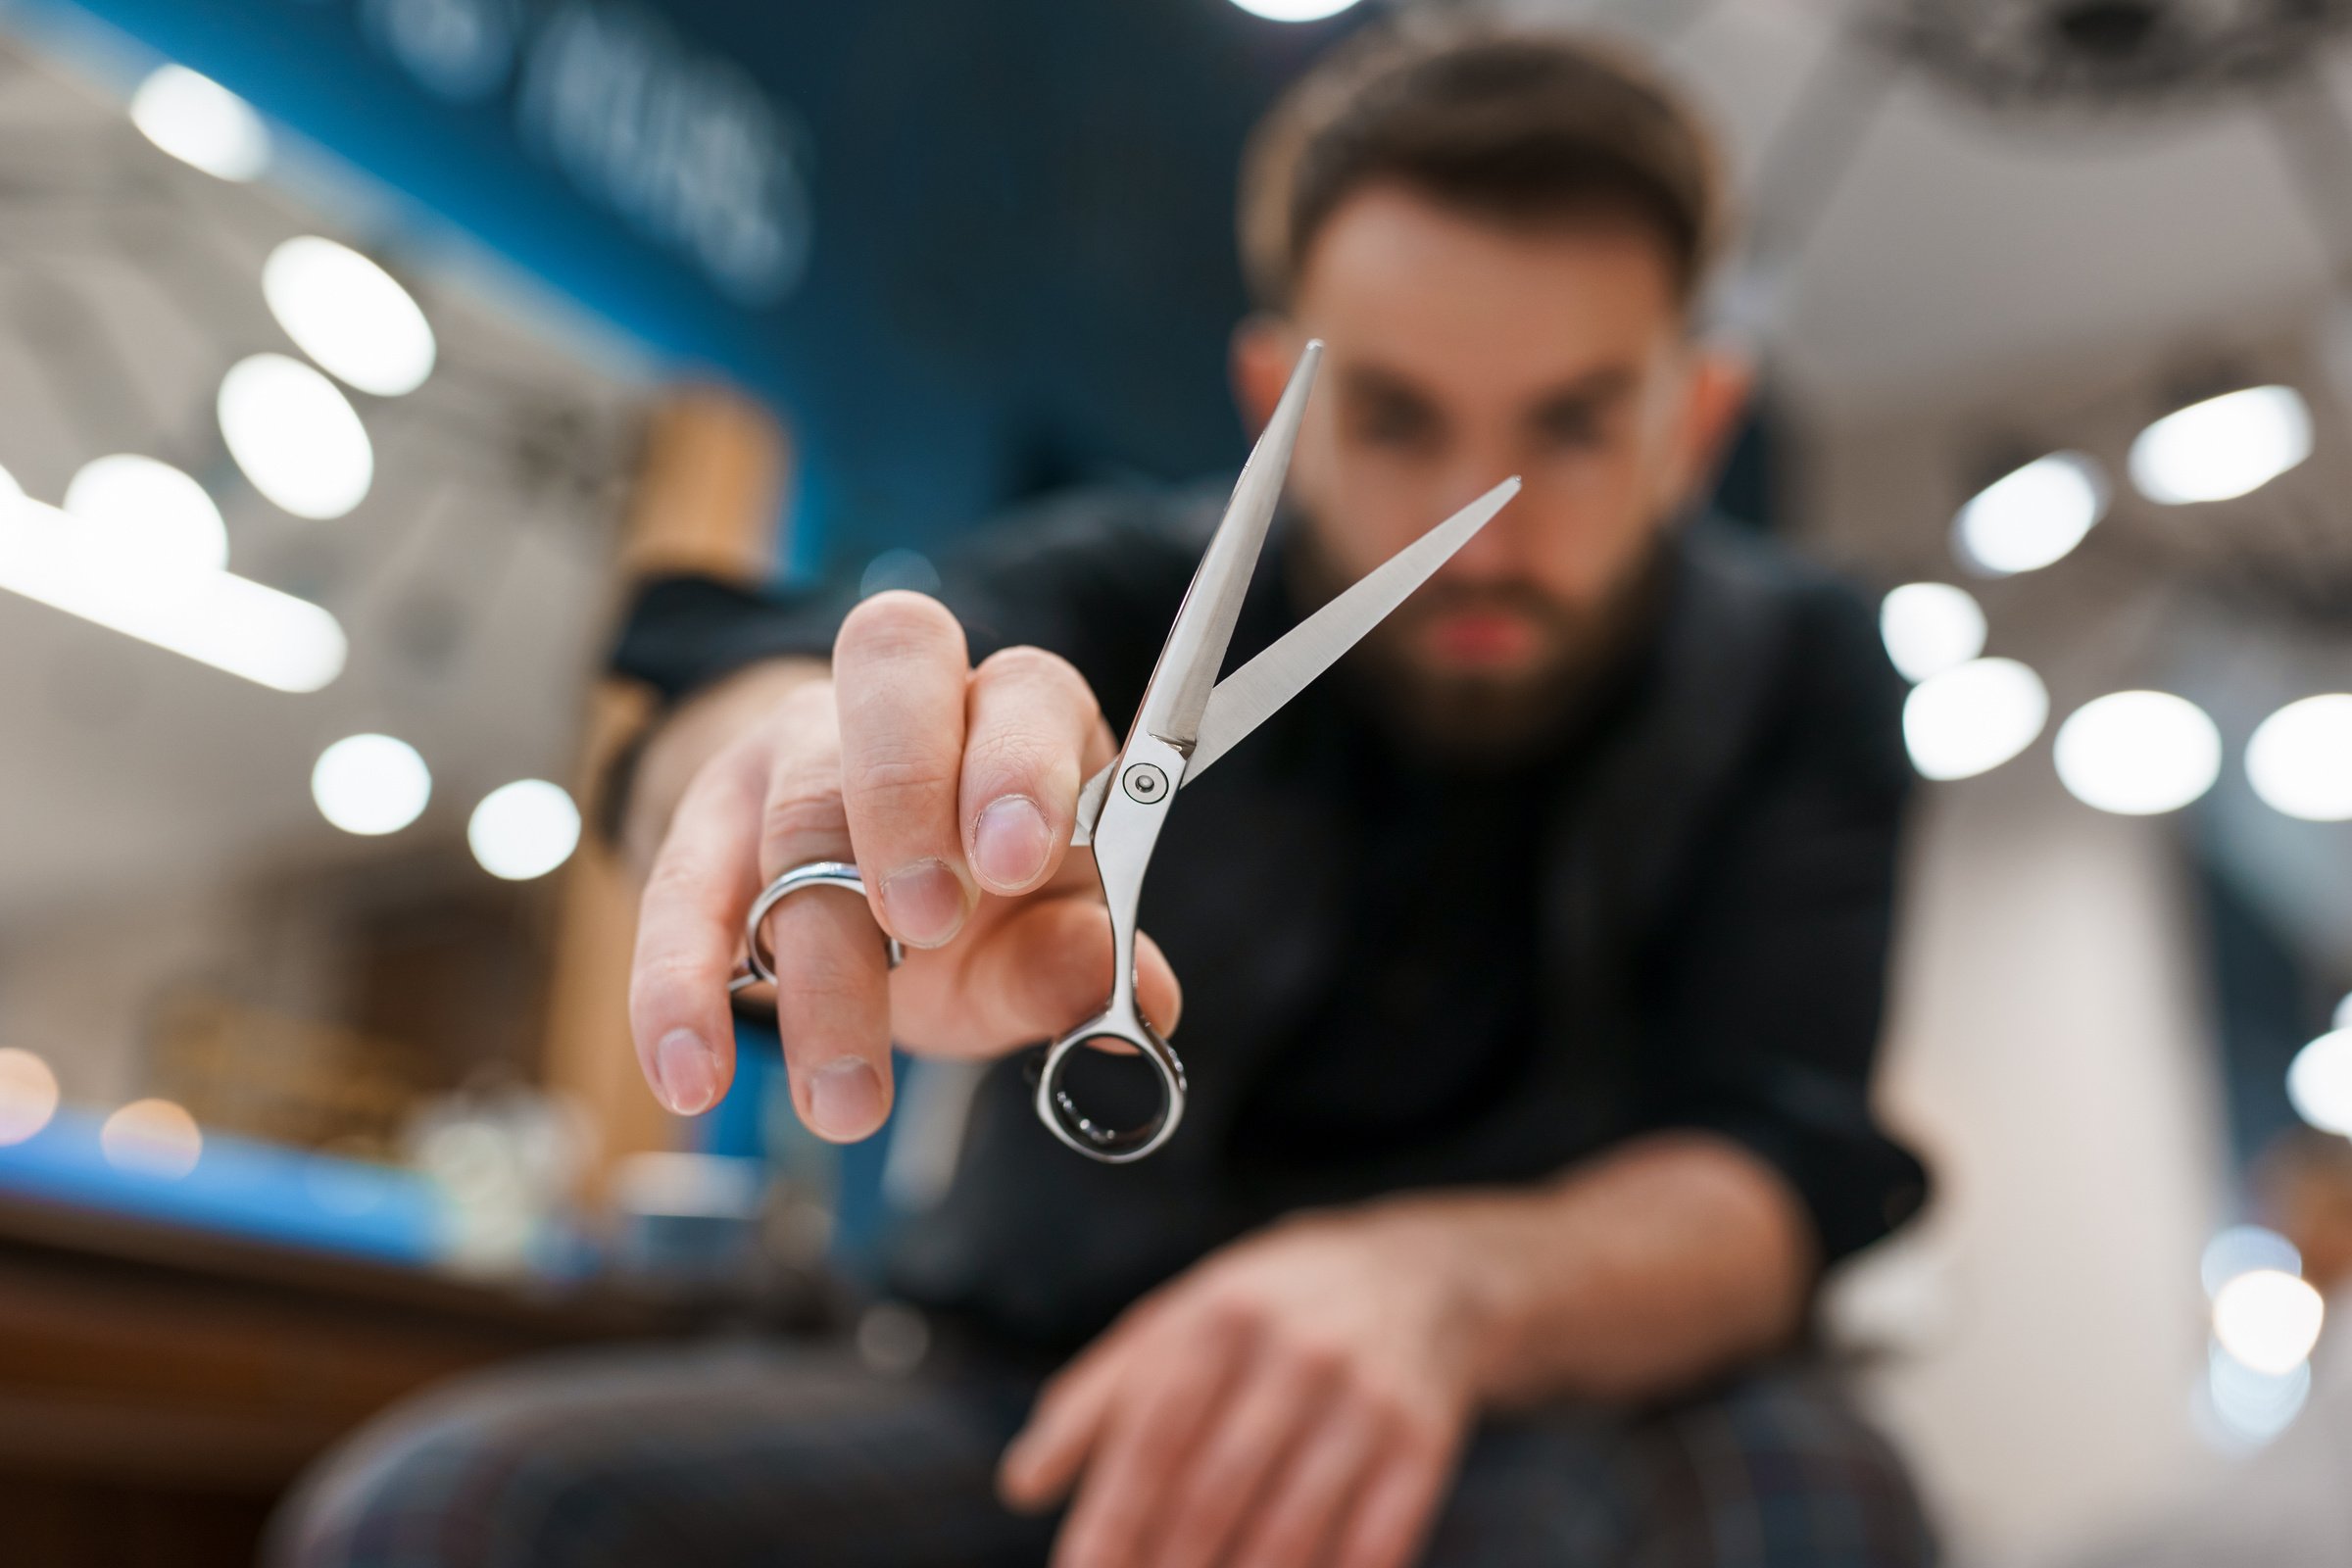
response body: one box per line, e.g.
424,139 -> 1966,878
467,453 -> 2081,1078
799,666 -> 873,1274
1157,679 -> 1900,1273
1185,476 -> 1521,783
1128,340 -> 1322,755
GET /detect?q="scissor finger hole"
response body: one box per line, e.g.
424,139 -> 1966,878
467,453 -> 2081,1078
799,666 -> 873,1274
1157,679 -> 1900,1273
1036,1027 -> 1186,1163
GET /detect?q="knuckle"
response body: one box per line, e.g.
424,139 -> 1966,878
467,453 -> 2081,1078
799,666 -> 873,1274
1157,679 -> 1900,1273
760,788 -> 850,860
771,932 -> 873,1014
847,752 -> 961,815
639,855 -> 714,918
836,590 -> 964,663
976,644 -> 1098,710
771,677 -> 837,735
1286,1337 -> 1347,1387
628,949 -> 709,1019
1199,1295 -> 1264,1348
962,727 -> 1067,795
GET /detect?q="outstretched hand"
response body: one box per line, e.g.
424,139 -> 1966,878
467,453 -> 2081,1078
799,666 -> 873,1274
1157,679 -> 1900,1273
998,1209 -> 1481,1568
626,590 -> 1183,1140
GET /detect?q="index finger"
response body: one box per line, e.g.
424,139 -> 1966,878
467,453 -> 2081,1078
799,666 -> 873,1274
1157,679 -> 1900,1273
628,736 -> 766,1115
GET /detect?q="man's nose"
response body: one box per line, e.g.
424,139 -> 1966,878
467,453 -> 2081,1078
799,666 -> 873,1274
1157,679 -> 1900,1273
1434,467 -> 1531,582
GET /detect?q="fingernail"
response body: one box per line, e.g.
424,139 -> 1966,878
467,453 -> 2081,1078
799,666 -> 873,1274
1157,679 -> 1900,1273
656,1029 -> 719,1115
880,858 -> 967,948
808,1058 -> 886,1141
973,795 -> 1052,890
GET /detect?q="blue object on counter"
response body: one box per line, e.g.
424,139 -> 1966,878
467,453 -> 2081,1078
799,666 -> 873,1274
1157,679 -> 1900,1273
0,1105 -> 449,1265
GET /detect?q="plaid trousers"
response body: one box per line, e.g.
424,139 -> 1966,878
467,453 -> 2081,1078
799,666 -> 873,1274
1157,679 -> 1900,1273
270,1336 -> 1933,1568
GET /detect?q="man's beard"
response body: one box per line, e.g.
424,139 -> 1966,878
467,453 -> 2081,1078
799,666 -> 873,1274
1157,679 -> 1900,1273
1284,516 -> 1667,769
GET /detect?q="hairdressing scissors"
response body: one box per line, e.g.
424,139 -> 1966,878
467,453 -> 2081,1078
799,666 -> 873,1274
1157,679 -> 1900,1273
734,341 -> 1519,1162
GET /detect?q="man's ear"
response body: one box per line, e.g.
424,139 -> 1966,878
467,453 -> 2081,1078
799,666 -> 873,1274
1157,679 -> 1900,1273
1229,314 -> 1303,437
1670,342 -> 1756,504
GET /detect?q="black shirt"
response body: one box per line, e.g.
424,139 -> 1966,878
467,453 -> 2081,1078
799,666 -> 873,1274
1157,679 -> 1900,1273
613,482 -> 1929,1350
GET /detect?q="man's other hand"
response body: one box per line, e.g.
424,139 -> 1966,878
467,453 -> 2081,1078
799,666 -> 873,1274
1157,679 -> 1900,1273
998,1210 -> 1480,1568
625,590 -> 1183,1140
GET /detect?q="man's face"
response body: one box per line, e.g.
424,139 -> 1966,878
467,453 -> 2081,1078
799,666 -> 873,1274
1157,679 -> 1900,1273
1234,182 -> 1746,760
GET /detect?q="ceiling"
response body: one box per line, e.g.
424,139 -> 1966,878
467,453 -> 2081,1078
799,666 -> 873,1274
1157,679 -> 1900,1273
1513,0 -> 2352,418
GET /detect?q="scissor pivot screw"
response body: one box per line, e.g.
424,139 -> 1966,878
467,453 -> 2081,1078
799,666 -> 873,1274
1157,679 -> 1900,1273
1122,763 -> 1169,804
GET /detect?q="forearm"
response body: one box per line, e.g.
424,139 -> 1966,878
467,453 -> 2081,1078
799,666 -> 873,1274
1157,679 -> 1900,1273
619,656 -> 830,871
1359,1131 -> 1818,1407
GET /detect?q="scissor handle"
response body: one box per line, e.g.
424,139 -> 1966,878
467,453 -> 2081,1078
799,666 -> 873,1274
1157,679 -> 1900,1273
1035,1006 -> 1188,1163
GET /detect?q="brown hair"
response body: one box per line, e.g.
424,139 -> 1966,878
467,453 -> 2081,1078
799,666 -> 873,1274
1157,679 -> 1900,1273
1239,22 -> 1730,313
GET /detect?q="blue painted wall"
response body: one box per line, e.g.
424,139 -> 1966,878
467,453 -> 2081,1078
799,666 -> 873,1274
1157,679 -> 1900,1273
38,0 -> 1364,575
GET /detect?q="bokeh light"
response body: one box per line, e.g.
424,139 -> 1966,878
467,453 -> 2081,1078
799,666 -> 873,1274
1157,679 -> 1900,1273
0,1049 -> 60,1147
2052,691 -> 2221,815
218,353 -> 375,519
467,780 -> 581,881
1902,657 -> 2049,781
100,1099 -> 203,1179
2204,1341 -> 2311,1446
1880,582 -> 1986,683
312,733 -> 432,836
2130,385 -> 2312,505
1227,0 -> 1364,20
2211,1269 -> 2325,1376
128,65 -> 269,182
2246,695 -> 2352,821
2201,1225 -> 2302,1298
264,237 -> 437,397
1952,452 -> 2104,575
2287,1029 -> 2352,1135
63,454 -> 228,573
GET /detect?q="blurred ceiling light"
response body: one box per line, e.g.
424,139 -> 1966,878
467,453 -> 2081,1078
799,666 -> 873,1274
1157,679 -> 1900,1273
2205,1342 -> 2311,1446
467,779 -> 581,880
2202,1225 -> 2302,1298
0,1048 -> 60,1147
2246,694 -> 2352,821
63,454 -> 228,573
2212,1268 -> 2326,1376
2336,993 -> 2352,1033
1952,452 -> 2105,575
1227,0 -> 1364,19
0,498 -> 345,691
129,65 -> 270,181
0,462 -> 21,504
2129,385 -> 2312,505
1902,657 -> 2048,781
2053,691 -> 2221,815
100,1098 -> 203,1179
2287,1028 -> 2352,1135
1880,582 -> 1986,683
313,733 -> 431,836
263,237 -> 437,397
218,353 -> 374,519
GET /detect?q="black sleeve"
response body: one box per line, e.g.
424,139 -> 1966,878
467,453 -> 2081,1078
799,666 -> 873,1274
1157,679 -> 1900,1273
612,484 -> 1207,709
1635,582 -> 1929,1267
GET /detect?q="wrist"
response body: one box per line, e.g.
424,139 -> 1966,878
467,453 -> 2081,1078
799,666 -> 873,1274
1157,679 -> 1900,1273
1348,1195 -> 1526,1405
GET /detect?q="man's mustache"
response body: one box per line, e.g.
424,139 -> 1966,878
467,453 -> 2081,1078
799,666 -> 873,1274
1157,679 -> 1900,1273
1393,582 -> 1579,636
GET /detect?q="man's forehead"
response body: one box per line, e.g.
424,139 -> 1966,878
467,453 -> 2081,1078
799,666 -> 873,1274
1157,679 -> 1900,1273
1294,184 -> 1685,391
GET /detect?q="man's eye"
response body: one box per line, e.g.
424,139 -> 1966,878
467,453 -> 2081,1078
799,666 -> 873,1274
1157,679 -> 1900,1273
1352,406 -> 1436,448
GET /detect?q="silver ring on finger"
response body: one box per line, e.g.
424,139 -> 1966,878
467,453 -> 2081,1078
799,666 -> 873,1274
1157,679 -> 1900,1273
728,860 -> 906,995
